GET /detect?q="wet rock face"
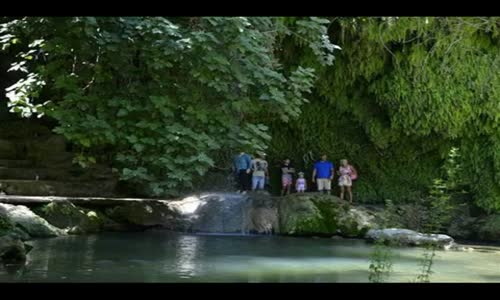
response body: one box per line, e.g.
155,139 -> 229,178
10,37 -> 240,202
169,193 -> 251,233
244,206 -> 279,234
166,192 -> 281,234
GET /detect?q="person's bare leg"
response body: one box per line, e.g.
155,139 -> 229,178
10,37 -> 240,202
347,186 -> 353,204
340,186 -> 345,200
286,185 -> 291,195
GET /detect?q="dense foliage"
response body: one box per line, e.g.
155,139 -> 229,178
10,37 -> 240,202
0,17 -> 337,196
1,17 -> 499,212
268,17 -> 500,211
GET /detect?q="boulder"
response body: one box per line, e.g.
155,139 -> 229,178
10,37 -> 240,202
33,201 -> 88,229
34,201 -> 128,234
73,208 -> 131,233
105,201 -> 177,228
0,203 -> 66,238
0,234 -> 30,263
337,207 -> 379,237
365,228 -> 454,248
278,193 -> 379,237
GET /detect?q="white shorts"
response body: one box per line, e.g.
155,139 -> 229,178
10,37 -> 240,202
317,178 -> 331,191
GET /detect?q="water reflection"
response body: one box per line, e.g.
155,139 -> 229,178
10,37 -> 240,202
2,232 -> 500,282
174,235 -> 200,278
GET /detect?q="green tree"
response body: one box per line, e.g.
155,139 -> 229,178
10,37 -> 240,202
0,17 -> 339,196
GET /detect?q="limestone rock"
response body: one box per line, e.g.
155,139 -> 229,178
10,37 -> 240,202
366,228 -> 454,248
0,203 -> 66,238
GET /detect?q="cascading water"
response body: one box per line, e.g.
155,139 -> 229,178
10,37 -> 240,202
167,192 -> 279,235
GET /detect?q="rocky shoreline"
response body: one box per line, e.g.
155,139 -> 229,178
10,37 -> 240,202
1,192 -> 498,266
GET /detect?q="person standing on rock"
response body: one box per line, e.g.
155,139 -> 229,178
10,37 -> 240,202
281,158 -> 295,196
295,172 -> 307,193
338,159 -> 357,204
251,153 -> 269,191
312,154 -> 334,195
233,150 -> 252,193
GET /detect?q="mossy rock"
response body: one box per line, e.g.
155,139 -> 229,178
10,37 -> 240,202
0,234 -> 28,263
278,194 -> 341,235
1,205 -> 31,240
0,203 -> 65,238
34,201 -> 123,234
278,193 -> 378,237
0,212 -> 14,237
33,201 -> 87,229
105,202 -> 176,227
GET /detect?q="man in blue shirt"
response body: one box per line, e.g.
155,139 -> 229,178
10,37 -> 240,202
312,154 -> 335,195
233,150 -> 252,193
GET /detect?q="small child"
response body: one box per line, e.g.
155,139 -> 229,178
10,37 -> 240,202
296,172 -> 307,193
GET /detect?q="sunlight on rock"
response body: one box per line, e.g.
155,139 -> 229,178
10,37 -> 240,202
174,196 -> 203,215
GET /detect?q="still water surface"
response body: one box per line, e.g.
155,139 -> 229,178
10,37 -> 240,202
1,230 -> 500,282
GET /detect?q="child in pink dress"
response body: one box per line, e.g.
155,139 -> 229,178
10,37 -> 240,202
296,172 -> 307,193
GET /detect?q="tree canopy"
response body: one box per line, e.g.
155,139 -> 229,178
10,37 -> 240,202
0,17 -> 338,196
1,17 -> 499,212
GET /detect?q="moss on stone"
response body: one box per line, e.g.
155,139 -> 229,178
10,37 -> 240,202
33,201 -> 86,229
278,193 -> 377,237
104,202 -> 172,227
0,215 -> 14,236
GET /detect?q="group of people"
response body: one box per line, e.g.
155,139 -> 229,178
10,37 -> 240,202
233,152 -> 357,203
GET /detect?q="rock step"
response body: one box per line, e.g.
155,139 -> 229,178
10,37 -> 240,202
0,195 -> 161,207
0,167 -> 76,181
0,159 -> 32,168
0,179 -> 117,197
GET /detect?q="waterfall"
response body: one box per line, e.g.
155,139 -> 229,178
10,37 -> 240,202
170,192 -> 278,235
